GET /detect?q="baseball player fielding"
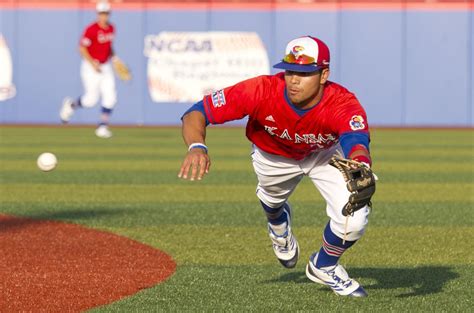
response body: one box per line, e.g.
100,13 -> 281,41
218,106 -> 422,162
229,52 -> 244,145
179,35 -> 376,297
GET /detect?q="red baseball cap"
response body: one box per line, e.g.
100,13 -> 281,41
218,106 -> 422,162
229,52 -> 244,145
273,36 -> 330,73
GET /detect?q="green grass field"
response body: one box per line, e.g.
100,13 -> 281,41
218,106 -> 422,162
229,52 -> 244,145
0,126 -> 473,312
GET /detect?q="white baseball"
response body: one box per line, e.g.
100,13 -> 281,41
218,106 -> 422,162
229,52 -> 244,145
37,152 -> 57,172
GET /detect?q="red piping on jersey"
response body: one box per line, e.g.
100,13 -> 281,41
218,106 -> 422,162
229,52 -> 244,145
203,97 -> 216,125
352,155 -> 372,166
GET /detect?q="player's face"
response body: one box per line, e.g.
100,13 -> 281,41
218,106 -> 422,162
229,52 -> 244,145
97,12 -> 110,25
285,69 -> 329,109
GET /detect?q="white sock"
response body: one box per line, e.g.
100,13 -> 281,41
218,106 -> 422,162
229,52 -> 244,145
269,222 -> 288,236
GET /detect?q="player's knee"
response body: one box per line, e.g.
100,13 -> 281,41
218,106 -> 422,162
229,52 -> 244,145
346,215 -> 369,240
102,93 -> 117,109
102,102 -> 116,110
256,187 -> 287,209
330,206 -> 370,241
81,94 -> 99,108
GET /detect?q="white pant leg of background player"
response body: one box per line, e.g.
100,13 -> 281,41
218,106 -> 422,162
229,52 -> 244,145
80,60 -> 101,108
305,145 -> 370,242
99,62 -> 117,109
251,146 -> 304,209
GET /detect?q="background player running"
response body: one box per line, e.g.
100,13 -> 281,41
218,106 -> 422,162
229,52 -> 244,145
60,1 -> 120,138
179,35 -> 375,297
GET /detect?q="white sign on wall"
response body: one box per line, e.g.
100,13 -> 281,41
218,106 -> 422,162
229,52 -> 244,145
144,31 -> 270,103
0,34 -> 16,101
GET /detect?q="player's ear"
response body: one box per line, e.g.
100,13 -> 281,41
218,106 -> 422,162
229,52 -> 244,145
320,68 -> 330,84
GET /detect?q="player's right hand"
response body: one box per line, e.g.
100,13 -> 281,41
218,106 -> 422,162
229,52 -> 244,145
92,60 -> 101,72
178,149 -> 211,181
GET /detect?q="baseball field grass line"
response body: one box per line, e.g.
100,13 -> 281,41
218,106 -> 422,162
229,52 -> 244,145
1,159 -> 472,172
1,170 -> 472,185
91,264 -> 473,312
1,182 -> 471,203
1,146 -> 472,159
1,199 -> 472,228
1,197 -> 472,228
100,225 -> 473,267
372,142 -> 473,149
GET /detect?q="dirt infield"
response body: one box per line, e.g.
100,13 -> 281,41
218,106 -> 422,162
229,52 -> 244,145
0,215 -> 176,312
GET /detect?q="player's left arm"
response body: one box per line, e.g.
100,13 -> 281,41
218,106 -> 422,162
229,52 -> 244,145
332,91 -> 372,166
339,131 -> 371,166
332,109 -> 376,216
109,30 -> 132,81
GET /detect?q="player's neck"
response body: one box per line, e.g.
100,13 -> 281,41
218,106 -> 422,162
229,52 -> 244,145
97,21 -> 109,29
293,87 -> 325,110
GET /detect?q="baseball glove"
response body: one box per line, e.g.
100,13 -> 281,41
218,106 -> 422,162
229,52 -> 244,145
112,57 -> 132,81
329,157 -> 376,216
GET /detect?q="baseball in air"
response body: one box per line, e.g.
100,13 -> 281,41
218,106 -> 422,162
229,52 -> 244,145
37,152 -> 57,172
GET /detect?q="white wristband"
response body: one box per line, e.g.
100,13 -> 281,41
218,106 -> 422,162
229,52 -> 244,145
188,143 -> 208,153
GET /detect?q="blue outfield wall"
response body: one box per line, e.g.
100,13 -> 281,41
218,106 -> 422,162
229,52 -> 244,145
0,7 -> 472,126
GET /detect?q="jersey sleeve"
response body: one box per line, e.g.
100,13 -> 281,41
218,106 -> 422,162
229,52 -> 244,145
331,89 -> 371,157
181,100 -> 210,126
332,91 -> 370,136
80,26 -> 94,47
202,76 -> 269,125
339,131 -> 370,157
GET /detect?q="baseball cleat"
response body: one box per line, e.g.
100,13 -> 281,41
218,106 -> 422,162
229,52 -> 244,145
268,203 -> 299,268
305,252 -> 367,297
95,125 -> 113,139
60,97 -> 75,123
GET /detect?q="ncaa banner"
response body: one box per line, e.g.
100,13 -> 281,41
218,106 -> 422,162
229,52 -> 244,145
0,34 -> 16,101
144,31 -> 270,103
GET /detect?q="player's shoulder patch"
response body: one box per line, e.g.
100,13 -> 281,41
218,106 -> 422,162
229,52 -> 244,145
80,37 -> 92,47
349,115 -> 365,131
211,89 -> 226,108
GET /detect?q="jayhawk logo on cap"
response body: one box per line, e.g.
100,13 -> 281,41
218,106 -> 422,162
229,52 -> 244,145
349,115 -> 365,130
291,45 -> 305,58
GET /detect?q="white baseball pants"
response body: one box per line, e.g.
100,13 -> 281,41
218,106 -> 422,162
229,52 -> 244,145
251,145 -> 370,241
80,60 -> 117,109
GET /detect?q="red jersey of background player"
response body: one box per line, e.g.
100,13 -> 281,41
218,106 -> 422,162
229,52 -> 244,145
80,23 -> 115,64
202,73 -> 369,160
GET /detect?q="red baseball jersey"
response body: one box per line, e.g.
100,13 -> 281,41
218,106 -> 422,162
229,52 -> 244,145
80,23 -> 115,63
202,73 -> 369,160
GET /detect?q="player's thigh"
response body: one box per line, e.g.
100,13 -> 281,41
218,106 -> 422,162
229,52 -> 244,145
99,63 -> 117,109
251,146 -> 304,208
80,61 -> 101,107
